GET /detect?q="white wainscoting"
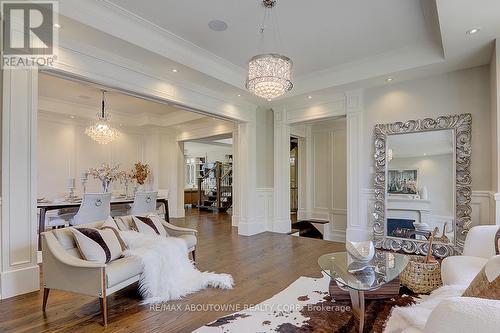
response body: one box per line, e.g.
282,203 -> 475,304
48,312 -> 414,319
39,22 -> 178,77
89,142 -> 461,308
360,189 -> 496,238
256,188 -> 274,231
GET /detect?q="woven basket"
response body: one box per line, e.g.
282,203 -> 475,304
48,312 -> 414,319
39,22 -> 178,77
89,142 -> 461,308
401,255 -> 442,294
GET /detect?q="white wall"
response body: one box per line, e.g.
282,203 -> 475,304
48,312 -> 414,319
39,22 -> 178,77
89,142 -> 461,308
184,142 -> 232,163
389,154 -> 454,217
363,65 -> 492,191
37,114 -> 186,217
37,115 -> 144,199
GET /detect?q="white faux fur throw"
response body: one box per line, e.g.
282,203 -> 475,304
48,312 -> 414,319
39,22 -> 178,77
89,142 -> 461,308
384,285 -> 466,333
120,231 -> 234,304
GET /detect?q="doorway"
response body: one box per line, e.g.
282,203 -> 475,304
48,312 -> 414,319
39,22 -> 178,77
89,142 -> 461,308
290,137 -> 299,219
183,134 -> 234,215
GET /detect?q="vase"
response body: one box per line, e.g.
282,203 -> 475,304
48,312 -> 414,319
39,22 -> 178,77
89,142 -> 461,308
346,240 -> 375,262
102,180 -> 111,193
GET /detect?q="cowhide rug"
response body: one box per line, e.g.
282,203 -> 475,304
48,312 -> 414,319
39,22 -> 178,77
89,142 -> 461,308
194,273 -> 416,333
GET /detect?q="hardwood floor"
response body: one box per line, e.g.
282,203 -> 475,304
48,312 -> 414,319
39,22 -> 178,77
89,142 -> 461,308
0,209 -> 345,333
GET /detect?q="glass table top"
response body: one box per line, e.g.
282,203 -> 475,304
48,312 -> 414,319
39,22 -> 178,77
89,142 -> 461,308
318,251 -> 409,291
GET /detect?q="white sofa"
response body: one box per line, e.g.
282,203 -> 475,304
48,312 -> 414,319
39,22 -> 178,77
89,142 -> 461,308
41,215 -> 197,326
386,225 -> 500,333
441,225 -> 499,286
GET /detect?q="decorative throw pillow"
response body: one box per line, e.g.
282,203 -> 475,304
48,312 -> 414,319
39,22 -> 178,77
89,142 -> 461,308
101,215 -> 119,231
463,255 -> 500,300
146,213 -> 170,236
132,215 -> 167,237
100,216 -> 127,250
71,227 -> 125,263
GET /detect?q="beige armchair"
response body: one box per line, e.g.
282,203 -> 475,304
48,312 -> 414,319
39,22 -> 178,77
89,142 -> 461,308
41,217 -> 197,326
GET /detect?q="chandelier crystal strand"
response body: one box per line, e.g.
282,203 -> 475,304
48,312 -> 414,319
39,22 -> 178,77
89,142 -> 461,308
246,0 -> 293,100
85,91 -> 121,145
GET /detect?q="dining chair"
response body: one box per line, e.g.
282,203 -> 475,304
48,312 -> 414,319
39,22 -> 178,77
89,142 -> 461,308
70,193 -> 112,226
129,191 -> 158,216
156,189 -> 169,218
45,208 -> 78,229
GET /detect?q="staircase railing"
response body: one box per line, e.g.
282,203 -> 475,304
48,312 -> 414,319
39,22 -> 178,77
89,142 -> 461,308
197,162 -> 232,210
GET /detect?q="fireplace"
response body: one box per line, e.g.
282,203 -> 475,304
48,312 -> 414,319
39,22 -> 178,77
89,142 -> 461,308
387,218 -> 416,239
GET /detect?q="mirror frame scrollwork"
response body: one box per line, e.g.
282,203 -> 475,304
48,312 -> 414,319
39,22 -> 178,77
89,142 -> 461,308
373,113 -> 472,257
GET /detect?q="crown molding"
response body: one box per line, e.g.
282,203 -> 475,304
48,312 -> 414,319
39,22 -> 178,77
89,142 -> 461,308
38,96 -> 207,128
49,39 -> 257,123
59,0 -> 246,88
59,0 -> 447,102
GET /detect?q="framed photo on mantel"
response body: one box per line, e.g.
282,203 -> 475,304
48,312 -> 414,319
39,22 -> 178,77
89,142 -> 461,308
387,169 -> 418,195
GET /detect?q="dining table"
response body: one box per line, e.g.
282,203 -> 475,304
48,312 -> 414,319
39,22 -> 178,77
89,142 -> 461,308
37,196 -> 169,250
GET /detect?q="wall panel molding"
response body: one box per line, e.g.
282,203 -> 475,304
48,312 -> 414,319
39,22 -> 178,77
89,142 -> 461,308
1,70 -> 40,299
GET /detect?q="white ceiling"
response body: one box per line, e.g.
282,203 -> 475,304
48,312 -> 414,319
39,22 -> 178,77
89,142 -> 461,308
39,73 -> 180,116
107,0 -> 435,77
58,0 -> 500,103
38,73 -> 234,132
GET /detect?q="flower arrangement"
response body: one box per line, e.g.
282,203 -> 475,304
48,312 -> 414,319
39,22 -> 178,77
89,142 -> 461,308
131,162 -> 150,185
88,163 -> 123,192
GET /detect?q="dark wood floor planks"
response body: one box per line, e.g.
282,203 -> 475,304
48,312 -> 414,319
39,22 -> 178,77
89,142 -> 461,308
0,209 -> 345,333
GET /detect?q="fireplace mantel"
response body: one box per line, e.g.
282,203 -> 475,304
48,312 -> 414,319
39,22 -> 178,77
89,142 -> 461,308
387,197 -> 431,212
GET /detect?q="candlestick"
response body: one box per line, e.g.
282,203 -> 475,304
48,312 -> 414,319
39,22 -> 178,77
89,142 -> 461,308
67,177 -> 75,188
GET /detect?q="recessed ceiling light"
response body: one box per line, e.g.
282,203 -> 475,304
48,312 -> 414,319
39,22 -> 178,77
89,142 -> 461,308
237,94 -> 241,97
307,95 -> 313,99
386,77 -> 394,82
267,98 -> 272,102
208,20 -> 228,32
70,115 -> 75,119
466,28 -> 480,35
53,23 -> 62,29
172,69 -> 178,73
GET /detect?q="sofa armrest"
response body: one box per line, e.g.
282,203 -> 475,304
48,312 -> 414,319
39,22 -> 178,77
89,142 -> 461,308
423,297 -> 500,333
42,232 -> 105,269
42,232 -> 105,297
160,221 -> 198,237
463,225 -> 500,258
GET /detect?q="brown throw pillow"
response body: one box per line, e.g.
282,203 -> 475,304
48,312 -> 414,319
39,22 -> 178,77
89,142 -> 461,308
463,255 -> 500,300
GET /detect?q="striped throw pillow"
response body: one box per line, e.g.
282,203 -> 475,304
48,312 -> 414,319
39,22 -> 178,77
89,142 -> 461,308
132,215 -> 167,237
71,227 -> 125,263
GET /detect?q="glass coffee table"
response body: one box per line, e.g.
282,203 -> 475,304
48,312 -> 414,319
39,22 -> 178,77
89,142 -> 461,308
318,251 -> 409,333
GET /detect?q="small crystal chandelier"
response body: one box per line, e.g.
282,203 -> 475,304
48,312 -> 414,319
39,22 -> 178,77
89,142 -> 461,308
246,0 -> 293,100
85,91 -> 120,145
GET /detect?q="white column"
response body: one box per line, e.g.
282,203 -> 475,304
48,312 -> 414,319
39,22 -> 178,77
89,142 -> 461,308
158,132 -> 185,218
297,136 -> 307,220
493,39 -> 500,225
231,127 -> 240,227
346,90 -> 370,241
235,120 -> 263,235
273,109 -> 291,233
305,125 -> 314,220
1,69 -> 40,299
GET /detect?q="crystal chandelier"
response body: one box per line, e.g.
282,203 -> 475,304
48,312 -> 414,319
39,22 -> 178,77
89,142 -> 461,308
246,0 -> 293,100
85,91 -> 120,145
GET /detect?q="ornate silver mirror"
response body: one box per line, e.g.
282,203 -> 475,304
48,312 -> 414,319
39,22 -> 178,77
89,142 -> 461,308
373,114 -> 472,257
